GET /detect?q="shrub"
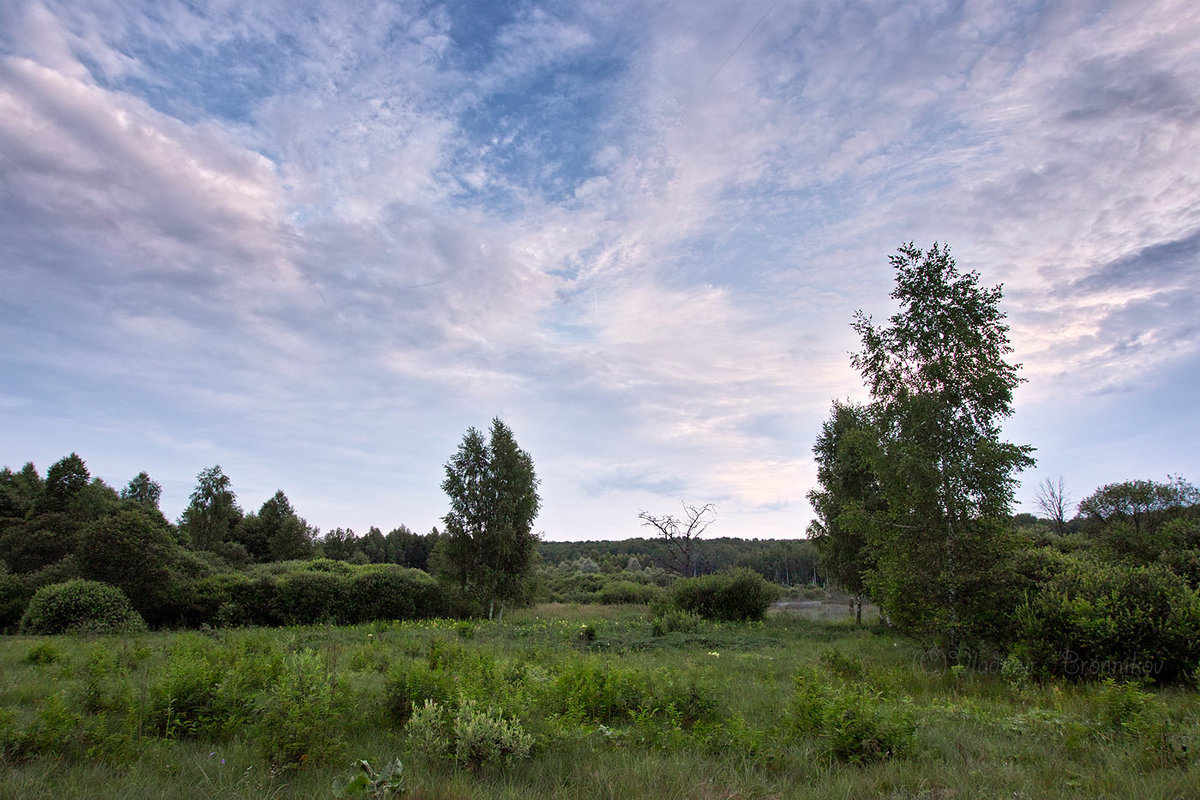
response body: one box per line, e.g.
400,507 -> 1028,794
597,580 -> 662,605
24,641 -> 62,665
145,638 -> 232,739
1013,560 -> 1200,683
345,567 -> 447,623
407,699 -> 532,770
452,699 -> 533,769
823,687 -> 915,763
0,568 -> 32,633
406,699 -> 451,761
255,648 -> 347,766
551,660 -> 649,723
650,608 -> 701,636
275,570 -> 346,625
789,667 -> 915,763
19,579 -> 146,635
76,508 -> 180,626
385,662 -> 456,724
668,568 -> 781,622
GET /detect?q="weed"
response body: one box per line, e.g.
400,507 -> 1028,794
23,642 -> 61,665
333,758 -> 406,797
255,648 -> 347,767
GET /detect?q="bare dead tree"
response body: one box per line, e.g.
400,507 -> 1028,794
1034,476 -> 1070,534
638,502 -> 717,576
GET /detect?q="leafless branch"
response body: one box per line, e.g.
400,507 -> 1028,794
1034,476 -> 1070,534
638,502 -> 717,576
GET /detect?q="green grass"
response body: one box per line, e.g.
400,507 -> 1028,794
1,605 -> 1199,798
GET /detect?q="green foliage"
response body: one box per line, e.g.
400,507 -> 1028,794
384,662 -> 456,724
789,667 -> 915,763
179,466 -> 243,551
848,242 -> 1034,649
1079,476 -> 1199,535
407,698 -> 532,770
1013,559 -> 1200,683
19,579 -> 147,635
808,400 -> 880,605
451,699 -> 534,769
275,570 -> 344,625
39,453 -> 90,513
596,579 -> 662,605
650,608 -> 701,637
435,418 -> 541,617
255,649 -> 347,767
120,471 -> 162,509
0,462 -> 43,519
332,758 -> 406,798
76,507 -> 181,626
23,641 -> 62,665
235,490 -> 315,562
552,660 -> 649,723
0,567 -> 32,633
667,568 -> 780,621
343,567 -> 447,624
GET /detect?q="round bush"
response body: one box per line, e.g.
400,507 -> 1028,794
19,579 -> 147,635
345,566 -> 447,623
1013,560 -> 1200,683
669,568 -> 781,621
275,570 -> 346,625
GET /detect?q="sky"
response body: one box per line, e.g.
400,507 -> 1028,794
2,0 -> 1199,542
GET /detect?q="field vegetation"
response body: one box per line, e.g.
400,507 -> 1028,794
3,604 -> 1199,799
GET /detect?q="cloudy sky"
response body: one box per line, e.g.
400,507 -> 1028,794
2,0 -> 1198,542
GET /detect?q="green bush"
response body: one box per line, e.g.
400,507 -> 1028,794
668,568 -> 781,621
0,568 -> 32,633
76,508 -> 181,626
551,659 -> 649,723
789,667 -> 915,763
275,570 -> 346,625
385,661 -> 456,724
407,699 -> 532,770
650,607 -> 701,636
345,567 -> 447,623
451,699 -> 533,769
19,579 -> 147,635
24,641 -> 62,665
255,648 -> 347,767
1013,560 -> 1200,683
597,579 -> 662,605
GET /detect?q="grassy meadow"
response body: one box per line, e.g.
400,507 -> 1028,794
1,603 -> 1199,799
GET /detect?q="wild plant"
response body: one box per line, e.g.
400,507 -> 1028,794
332,758 -> 406,797
254,648 -> 347,767
22,641 -> 61,665
451,699 -> 533,770
788,666 -> 916,763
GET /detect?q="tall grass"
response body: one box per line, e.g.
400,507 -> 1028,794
1,606 -> 1198,798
